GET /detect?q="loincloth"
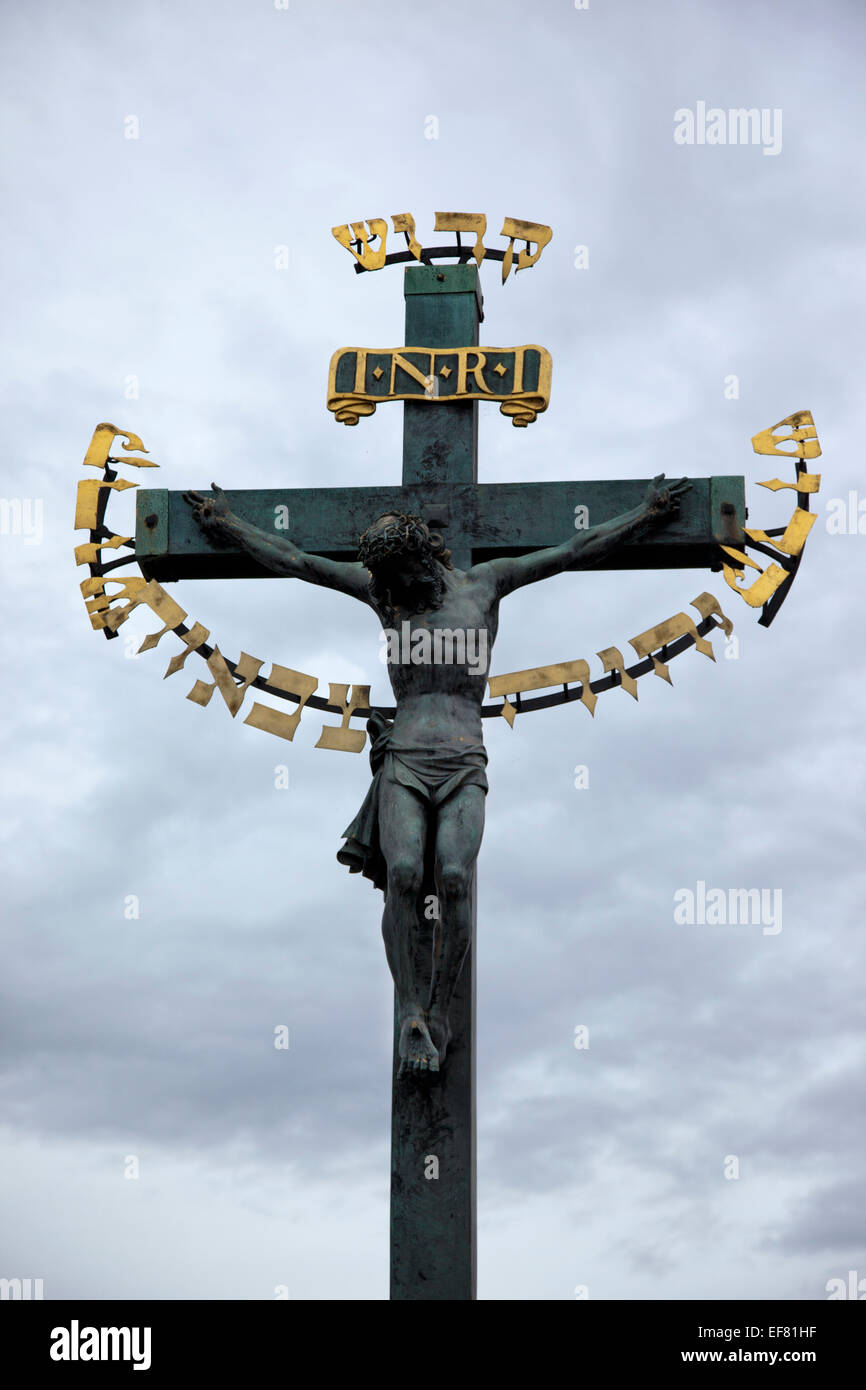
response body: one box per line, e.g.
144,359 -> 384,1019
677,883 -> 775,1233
336,711 -> 488,894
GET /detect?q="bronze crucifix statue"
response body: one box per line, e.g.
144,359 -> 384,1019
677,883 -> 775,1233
184,473 -> 688,1075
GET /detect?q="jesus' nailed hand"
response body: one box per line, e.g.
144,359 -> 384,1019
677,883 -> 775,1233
184,474 -> 689,1077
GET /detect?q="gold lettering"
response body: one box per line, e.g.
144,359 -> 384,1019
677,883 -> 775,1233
689,591 -> 734,637
353,351 -> 367,394
758,472 -> 821,494
331,219 -> 388,271
80,573 -> 149,631
391,213 -> 422,261
433,212 -> 488,267
628,611 -> 718,683
745,508 -> 817,557
187,649 -> 264,717
512,347 -> 524,394
135,586 -> 189,654
75,478 -> 138,530
315,683 -> 371,752
596,647 -> 638,699
488,659 -> 596,726
82,423 -> 156,471
327,344 -> 552,426
163,623 -> 210,678
751,409 -> 821,460
720,548 -> 790,608
457,349 -> 489,394
243,665 -> 319,742
74,534 -> 132,565
390,352 -> 434,394
500,217 -> 553,282
80,575 -> 193,644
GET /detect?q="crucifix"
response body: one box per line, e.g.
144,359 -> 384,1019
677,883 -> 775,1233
80,212 -> 821,1300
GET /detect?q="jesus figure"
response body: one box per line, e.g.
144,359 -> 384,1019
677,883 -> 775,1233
185,474 -> 688,1075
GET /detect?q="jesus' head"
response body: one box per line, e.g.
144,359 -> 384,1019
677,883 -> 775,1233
358,512 -> 453,622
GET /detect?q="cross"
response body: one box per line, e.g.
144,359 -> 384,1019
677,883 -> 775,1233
134,261 -> 746,1300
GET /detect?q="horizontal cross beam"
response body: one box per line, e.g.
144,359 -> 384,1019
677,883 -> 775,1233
135,477 -> 745,582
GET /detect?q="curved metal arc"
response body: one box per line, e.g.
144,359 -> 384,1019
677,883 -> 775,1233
353,245 -> 508,274
730,454 -> 815,629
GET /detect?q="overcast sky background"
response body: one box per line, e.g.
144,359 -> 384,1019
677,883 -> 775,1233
2,0 -> 864,1301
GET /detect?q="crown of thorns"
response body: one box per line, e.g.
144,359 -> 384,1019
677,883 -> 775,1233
357,513 -> 452,569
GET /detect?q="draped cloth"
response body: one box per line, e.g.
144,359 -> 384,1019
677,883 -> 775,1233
336,711 -> 489,894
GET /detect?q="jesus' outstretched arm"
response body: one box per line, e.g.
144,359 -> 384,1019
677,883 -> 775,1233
471,473 -> 691,597
183,483 -> 372,604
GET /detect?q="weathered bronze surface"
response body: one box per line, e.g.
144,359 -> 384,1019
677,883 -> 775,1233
183,474 -> 690,1078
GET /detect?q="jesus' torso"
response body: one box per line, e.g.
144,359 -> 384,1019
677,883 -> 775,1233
371,566 -> 499,747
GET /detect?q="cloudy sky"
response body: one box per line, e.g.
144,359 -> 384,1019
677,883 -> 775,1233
2,0 -> 864,1301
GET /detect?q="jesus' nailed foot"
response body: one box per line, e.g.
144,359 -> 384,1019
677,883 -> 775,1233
398,1013 -> 440,1076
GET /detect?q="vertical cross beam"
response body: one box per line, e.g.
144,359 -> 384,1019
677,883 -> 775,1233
389,265 -> 481,1300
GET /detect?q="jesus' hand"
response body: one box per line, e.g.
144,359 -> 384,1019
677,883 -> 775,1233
644,473 -> 691,519
183,483 -> 237,546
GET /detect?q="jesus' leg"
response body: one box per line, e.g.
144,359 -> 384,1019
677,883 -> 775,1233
378,779 -> 438,1074
427,783 -> 485,1066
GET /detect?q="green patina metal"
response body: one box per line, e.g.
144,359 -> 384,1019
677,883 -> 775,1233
133,263 -> 747,1302
136,477 -> 744,581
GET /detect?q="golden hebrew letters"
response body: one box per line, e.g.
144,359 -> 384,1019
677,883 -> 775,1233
243,665 -> 320,743
488,593 -> 733,722
751,410 -> 821,461
80,574 -> 188,640
628,607 -> 716,684
74,534 -> 133,565
434,212 -> 487,268
391,213 -> 422,261
758,473 -> 821,493
133,586 -> 190,654
488,659 -> 598,727
331,219 -> 388,271
75,425 -> 152,563
720,548 -> 790,607
187,648 -> 264,716
163,623 -> 210,678
722,410 -> 822,610
690,591 -> 735,638
78,403 -> 817,751
83,423 -> 155,471
745,509 -> 817,557
330,212 -> 553,279
80,574 -> 150,631
75,477 -> 138,530
596,647 -> 638,699
135,582 -> 186,632
500,218 -> 553,283
74,423 -> 362,751
315,684 -> 372,752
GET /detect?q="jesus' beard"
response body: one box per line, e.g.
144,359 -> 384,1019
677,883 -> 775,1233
370,564 -> 445,625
